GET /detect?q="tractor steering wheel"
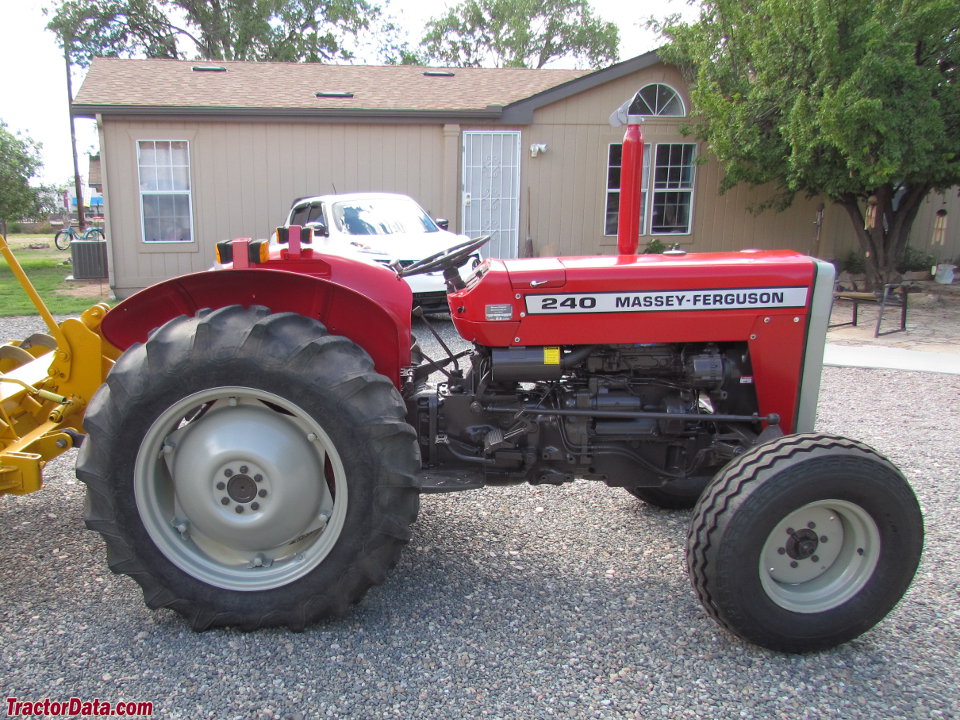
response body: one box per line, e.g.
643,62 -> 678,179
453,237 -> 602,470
400,235 -> 491,278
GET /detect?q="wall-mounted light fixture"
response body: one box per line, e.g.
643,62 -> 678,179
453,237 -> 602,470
529,143 -> 548,158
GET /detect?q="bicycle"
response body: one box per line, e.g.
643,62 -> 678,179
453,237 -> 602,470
54,225 -> 105,250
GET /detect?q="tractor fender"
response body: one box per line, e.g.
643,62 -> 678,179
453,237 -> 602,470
100,265 -> 413,387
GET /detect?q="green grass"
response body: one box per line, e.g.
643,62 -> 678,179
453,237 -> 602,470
0,234 -> 112,317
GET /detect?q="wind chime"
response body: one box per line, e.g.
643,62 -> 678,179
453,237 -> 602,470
932,207 -> 948,246
863,195 -> 878,230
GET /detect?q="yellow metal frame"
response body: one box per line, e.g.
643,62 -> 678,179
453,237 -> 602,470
0,234 -> 113,495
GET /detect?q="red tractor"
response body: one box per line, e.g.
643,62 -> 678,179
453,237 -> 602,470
74,126 -> 921,653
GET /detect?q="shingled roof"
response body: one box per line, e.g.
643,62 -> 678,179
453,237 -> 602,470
72,57 -> 590,120
72,53 -> 666,123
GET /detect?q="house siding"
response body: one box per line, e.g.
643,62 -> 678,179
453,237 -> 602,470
92,59 -> 958,296
518,63 -> 856,259
103,118 -> 450,295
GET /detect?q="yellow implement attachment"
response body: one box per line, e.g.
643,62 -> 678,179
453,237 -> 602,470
0,234 -> 113,495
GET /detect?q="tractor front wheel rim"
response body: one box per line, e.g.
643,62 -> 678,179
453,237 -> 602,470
759,499 -> 880,613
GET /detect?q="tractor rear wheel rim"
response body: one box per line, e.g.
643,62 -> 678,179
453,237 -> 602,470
759,499 -> 880,613
135,386 -> 347,591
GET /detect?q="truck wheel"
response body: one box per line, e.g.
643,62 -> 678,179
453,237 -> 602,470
687,433 -> 923,652
77,305 -> 420,630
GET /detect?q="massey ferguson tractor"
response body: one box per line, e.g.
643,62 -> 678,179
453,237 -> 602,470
0,120 -> 923,653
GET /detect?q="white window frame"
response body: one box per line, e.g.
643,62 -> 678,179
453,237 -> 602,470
603,142 -> 697,238
650,143 -> 697,236
631,84 -> 687,117
136,139 -> 195,244
604,142 -> 651,237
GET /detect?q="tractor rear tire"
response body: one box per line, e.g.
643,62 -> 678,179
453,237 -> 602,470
687,433 -> 923,652
77,305 -> 420,630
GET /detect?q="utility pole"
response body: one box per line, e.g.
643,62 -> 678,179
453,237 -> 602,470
64,40 -> 85,231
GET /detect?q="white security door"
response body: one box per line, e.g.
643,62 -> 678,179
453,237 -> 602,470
461,130 -> 521,259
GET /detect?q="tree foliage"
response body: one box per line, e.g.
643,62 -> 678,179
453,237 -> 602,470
421,0 -> 619,69
0,122 -> 47,232
659,0 -> 960,286
46,0 -> 382,66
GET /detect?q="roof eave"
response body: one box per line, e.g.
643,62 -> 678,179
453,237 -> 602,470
71,104 -> 506,122
501,50 -> 663,124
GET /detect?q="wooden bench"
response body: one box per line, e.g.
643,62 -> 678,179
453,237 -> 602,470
830,283 -> 910,337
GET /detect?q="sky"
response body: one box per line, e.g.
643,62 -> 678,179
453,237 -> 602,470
0,0 -> 699,187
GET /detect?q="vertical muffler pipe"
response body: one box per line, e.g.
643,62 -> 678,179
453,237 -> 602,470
609,100 -> 645,256
617,121 -> 644,255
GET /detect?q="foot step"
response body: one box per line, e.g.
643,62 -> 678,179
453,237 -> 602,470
416,469 -> 486,494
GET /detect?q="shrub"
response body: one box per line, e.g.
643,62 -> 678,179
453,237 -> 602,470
836,250 -> 866,275
642,238 -> 666,254
897,246 -> 937,274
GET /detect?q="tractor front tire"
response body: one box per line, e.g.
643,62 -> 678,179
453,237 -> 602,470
77,306 -> 420,630
687,433 -> 923,653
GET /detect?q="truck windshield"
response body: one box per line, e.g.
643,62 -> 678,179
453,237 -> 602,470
331,198 -> 439,236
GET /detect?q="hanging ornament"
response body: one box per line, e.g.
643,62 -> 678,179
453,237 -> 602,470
932,208 -> 948,246
864,195 -> 878,230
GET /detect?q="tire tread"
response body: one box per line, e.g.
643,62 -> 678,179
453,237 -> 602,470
687,432 -> 921,651
77,305 -> 420,631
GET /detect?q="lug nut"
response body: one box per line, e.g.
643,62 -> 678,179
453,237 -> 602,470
790,561 -> 799,569
239,465 -> 249,474
235,506 -> 244,514
224,469 -> 233,477
777,547 -> 786,555
258,489 -> 268,498
807,522 -> 816,529
216,482 -> 226,491
820,536 -> 828,543
220,497 -> 230,506
254,474 -> 263,483
811,555 -> 819,562
251,502 -> 260,511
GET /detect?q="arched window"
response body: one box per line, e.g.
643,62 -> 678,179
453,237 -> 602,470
629,84 -> 686,117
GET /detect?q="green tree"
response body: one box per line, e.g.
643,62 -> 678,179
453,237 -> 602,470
46,0 -> 382,66
421,0 -> 619,69
0,122 -> 46,237
658,0 -> 960,287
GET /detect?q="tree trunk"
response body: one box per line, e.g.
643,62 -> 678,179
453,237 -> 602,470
837,184 -> 930,291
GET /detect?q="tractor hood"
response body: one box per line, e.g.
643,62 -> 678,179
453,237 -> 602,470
448,249 -> 835,435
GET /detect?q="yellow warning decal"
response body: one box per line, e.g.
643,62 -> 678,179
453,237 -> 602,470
543,347 -> 561,365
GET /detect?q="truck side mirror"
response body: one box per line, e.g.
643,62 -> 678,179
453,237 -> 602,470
308,221 -> 328,237
435,218 -> 450,230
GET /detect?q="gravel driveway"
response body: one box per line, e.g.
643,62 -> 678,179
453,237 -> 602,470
1,315 -> 957,719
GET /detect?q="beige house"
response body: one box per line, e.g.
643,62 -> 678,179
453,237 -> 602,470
73,53 -> 958,298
